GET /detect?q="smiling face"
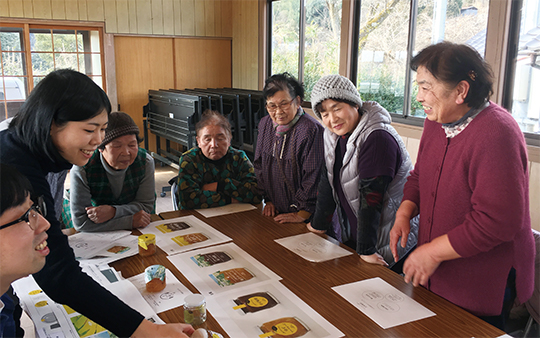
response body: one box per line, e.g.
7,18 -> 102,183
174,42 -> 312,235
319,99 -> 361,136
50,110 -> 109,166
0,195 -> 50,293
196,124 -> 231,161
100,134 -> 139,170
266,90 -> 300,126
415,66 -> 470,124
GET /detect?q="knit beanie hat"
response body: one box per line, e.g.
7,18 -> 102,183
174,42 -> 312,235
311,74 -> 363,119
99,112 -> 140,148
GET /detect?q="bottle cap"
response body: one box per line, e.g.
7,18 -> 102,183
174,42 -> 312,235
185,294 -> 205,307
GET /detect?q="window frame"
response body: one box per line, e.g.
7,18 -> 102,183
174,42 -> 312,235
0,20 -> 106,121
265,0 -> 539,146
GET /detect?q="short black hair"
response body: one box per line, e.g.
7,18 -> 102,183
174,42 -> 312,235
263,72 -> 305,102
0,163 -> 33,216
411,42 -> 493,109
9,69 -> 112,162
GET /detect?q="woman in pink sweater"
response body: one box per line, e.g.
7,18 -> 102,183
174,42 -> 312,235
389,42 -> 534,330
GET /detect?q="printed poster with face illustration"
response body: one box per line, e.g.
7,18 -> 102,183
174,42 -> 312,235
205,281 -> 344,338
140,215 -> 232,255
167,242 -> 281,297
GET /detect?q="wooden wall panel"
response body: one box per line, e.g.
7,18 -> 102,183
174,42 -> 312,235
205,0 -> 215,36
103,0 -> 118,33
173,0 -> 182,35
180,0 -> 195,36
87,0 -> 104,21
232,0 -> 258,89
0,0 -> 10,17
221,0 -> 233,37
127,0 -> 138,33
65,0 -> 79,20
116,0 -> 130,34
162,0 -> 175,35
8,0 -> 23,17
51,0 -> 66,20
115,36 -> 175,153
194,0 -> 205,36
151,0 -> 164,35
78,0 -> 88,20
22,0 -> 33,17
136,0 -> 152,34
174,38 -> 231,89
33,0 -> 52,19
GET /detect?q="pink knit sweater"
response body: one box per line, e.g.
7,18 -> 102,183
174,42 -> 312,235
403,102 -> 534,316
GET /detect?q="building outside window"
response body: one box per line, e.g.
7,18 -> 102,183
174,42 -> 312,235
0,24 -> 104,122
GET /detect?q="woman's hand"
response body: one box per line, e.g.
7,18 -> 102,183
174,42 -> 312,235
132,210 -> 151,228
402,234 -> 460,287
262,202 -> 276,217
306,222 -> 326,234
131,320 -> 194,338
274,212 -> 305,224
389,200 -> 418,262
86,205 -> 115,224
360,253 -> 388,266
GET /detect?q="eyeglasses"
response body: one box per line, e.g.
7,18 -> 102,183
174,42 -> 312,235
266,98 -> 295,113
0,196 -> 47,231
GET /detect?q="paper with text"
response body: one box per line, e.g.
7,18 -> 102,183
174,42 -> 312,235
196,203 -> 257,218
275,233 -> 353,262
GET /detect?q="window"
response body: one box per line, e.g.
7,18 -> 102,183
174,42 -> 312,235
0,24 -> 104,122
506,0 -> 540,135
270,0 -> 342,100
354,0 -> 490,119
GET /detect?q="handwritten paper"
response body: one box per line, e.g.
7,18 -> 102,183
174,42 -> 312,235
67,230 -> 132,259
196,203 -> 257,218
275,233 -> 353,262
332,277 -> 435,329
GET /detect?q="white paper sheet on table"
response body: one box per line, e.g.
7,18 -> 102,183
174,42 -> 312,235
140,215 -> 232,255
67,230 -> 132,259
275,232 -> 353,262
12,275 -> 164,338
167,242 -> 281,297
195,203 -> 257,218
76,235 -> 140,265
128,268 -> 192,313
206,280 -> 344,338
332,277 -> 436,329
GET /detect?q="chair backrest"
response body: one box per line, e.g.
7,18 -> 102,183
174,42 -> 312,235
525,229 -> 540,323
171,181 -> 179,211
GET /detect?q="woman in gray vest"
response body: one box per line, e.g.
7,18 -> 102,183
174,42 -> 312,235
63,112 -> 155,231
308,74 -> 417,269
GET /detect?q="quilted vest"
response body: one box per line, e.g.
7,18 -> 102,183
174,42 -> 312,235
324,101 -> 418,263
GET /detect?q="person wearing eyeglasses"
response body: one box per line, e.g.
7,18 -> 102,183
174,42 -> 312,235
254,73 -> 324,224
0,164 -> 50,338
176,110 -> 261,209
0,69 -> 194,337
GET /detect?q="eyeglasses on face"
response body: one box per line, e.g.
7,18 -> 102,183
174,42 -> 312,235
266,98 -> 295,113
0,196 -> 47,231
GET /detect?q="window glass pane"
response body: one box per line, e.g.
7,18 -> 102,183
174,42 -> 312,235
2,52 -> 25,75
53,30 -> 77,52
304,0 -> 342,100
356,0 -> 411,114
30,30 -> 53,52
1,76 -> 27,100
271,0 -> 300,79
33,76 -> 44,87
511,0 -> 540,134
32,52 -> 54,75
55,53 -> 78,70
90,76 -> 103,89
0,28 -> 24,52
7,101 -> 24,118
411,0 -> 490,117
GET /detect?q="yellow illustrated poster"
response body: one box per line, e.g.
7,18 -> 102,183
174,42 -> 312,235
70,314 -> 117,338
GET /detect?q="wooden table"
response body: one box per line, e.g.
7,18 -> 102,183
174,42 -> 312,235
111,209 -> 505,337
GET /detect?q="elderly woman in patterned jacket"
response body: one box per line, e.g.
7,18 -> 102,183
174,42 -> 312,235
176,110 -> 261,209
